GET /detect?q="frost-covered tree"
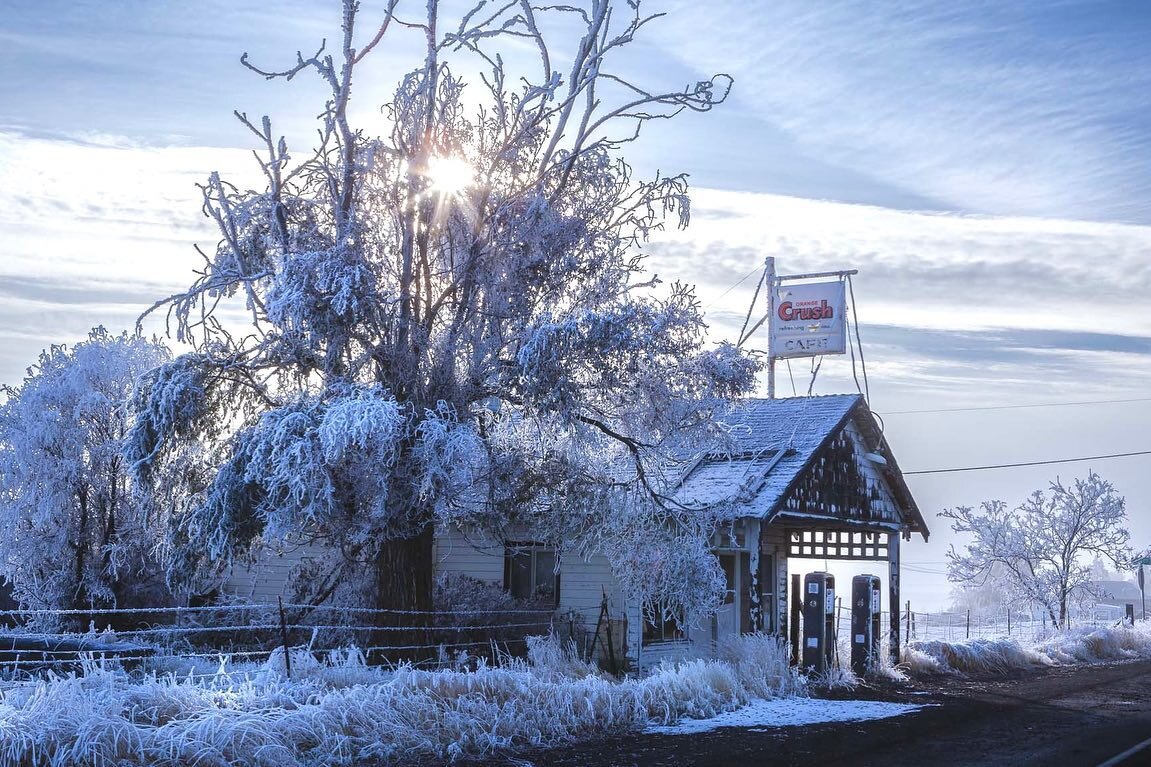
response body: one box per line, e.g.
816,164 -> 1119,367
129,0 -> 757,635
946,561 -> 1021,619
0,328 -> 171,623
941,473 -> 1131,629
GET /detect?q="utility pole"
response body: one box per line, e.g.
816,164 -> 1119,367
1140,562 -> 1146,621
765,256 -> 776,399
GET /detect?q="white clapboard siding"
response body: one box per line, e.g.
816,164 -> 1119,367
224,542 -> 330,603
434,525 -> 505,585
557,553 -> 633,664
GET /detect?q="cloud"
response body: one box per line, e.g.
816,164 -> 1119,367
657,0 -> 1151,223
647,188 -> 1151,339
638,187 -> 1151,405
0,130 -> 258,282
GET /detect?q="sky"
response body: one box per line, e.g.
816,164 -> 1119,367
1,0 -> 1149,612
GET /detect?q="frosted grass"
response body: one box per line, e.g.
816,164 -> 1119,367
903,620 -> 1151,675
0,634 -> 802,766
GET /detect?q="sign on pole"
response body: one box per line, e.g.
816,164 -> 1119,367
1140,565 -> 1146,621
770,280 -> 847,359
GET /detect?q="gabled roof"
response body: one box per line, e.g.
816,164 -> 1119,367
673,394 -> 928,539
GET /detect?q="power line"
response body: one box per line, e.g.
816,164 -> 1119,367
705,265 -> 762,312
905,449 -> 1151,476
883,397 -> 1151,416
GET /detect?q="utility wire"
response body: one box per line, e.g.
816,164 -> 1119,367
706,265 -> 762,313
905,449 -> 1151,476
884,397 -> 1151,416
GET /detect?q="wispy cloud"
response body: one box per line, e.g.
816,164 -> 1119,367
0,131 -> 260,377
658,0 -> 1151,223
651,187 -> 1151,333
644,187 -> 1151,403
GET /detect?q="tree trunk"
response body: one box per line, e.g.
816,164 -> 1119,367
372,523 -> 435,664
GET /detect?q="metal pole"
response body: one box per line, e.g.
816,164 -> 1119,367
765,256 -> 776,399
790,572 -> 801,666
889,533 -> 901,664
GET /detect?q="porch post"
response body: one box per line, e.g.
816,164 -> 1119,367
888,532 -> 901,664
789,572 -> 801,665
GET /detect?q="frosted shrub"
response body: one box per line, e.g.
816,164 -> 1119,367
0,636 -> 808,765
906,638 -> 1053,674
718,632 -> 804,698
905,623 -> 1151,676
635,659 -> 745,724
808,665 -> 859,690
523,634 -> 601,681
432,574 -> 554,663
1037,622 -> 1151,664
863,650 -> 909,683
901,646 -> 948,675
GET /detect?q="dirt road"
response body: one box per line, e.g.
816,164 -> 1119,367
512,660 -> 1151,766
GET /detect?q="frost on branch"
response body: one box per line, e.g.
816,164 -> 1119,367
0,328 -> 171,621
133,0 -> 753,618
941,472 -> 1131,629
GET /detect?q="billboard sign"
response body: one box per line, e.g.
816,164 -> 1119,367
770,280 -> 846,359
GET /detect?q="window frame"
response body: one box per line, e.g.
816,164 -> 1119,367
503,542 -> 560,607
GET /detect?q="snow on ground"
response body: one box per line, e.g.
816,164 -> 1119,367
904,620 -> 1151,675
645,697 -> 927,735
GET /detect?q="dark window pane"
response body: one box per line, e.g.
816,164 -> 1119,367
720,554 -> 735,605
508,551 -> 532,600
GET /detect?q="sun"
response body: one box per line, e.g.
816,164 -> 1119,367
425,154 -> 474,196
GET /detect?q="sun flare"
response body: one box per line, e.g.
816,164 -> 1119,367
426,154 -> 474,196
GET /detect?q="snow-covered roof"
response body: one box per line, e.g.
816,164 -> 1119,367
1093,579 -> 1142,601
672,394 -> 927,537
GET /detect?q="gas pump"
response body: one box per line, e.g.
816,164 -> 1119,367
801,572 -> 835,673
850,575 -> 882,674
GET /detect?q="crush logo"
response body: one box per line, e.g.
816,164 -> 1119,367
777,299 -> 834,322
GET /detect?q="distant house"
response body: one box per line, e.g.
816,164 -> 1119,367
226,393 -> 929,669
1088,579 -> 1144,621
1092,580 -> 1142,608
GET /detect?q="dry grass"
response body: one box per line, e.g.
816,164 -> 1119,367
0,633 -> 803,766
903,621 -> 1151,675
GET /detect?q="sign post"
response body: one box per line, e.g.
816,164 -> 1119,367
752,260 -> 858,399
1134,556 -> 1149,621
770,280 -> 848,359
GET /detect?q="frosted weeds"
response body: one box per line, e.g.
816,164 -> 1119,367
0,635 -> 802,765
904,621 -> 1151,674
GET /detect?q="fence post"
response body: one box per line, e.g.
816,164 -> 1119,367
834,597 -> 842,668
602,588 -> 618,675
278,596 -> 292,680
905,601 -> 911,645
1007,609 -> 1011,636
966,609 -> 970,640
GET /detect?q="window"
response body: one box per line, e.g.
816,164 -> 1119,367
643,607 -> 684,643
504,544 -> 559,605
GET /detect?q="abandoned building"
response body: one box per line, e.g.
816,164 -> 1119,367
227,393 -> 930,669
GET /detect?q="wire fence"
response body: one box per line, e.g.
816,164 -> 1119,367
829,602 -> 1136,647
0,601 -> 619,678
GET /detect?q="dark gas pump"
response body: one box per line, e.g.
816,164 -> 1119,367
850,574 -> 882,674
801,572 -> 835,673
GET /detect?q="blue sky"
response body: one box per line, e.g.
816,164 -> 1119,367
2,0 -> 1150,608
